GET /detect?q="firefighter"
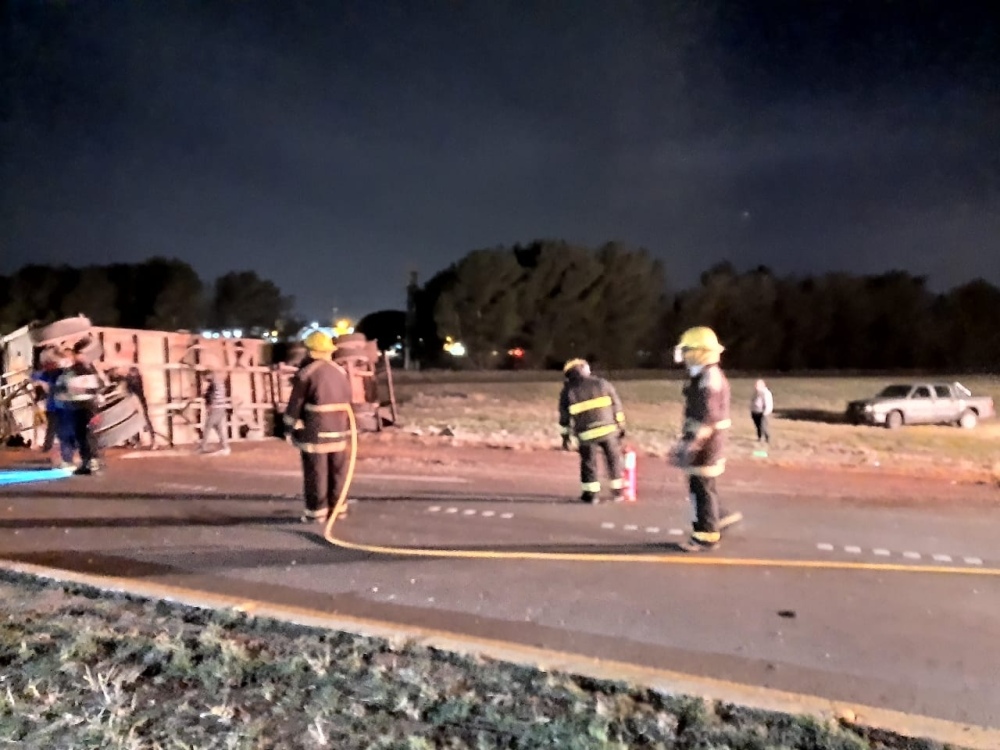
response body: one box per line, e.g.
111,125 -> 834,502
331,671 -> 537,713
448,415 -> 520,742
283,331 -> 355,523
669,326 -> 742,552
558,359 -> 627,504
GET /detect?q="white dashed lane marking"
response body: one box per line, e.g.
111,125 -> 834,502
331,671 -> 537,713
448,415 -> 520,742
817,543 -> 984,566
425,507 -> 514,519
598,523 -> 685,537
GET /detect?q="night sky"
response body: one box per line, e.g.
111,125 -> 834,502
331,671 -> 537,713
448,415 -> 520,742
2,1 -> 998,321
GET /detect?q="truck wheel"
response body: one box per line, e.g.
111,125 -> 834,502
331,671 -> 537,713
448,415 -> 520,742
92,394 -> 142,431
958,410 -> 978,429
885,410 -> 903,429
29,315 -> 93,345
94,409 -> 145,449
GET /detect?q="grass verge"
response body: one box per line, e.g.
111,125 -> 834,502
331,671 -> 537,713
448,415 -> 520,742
0,569 -> 972,749
391,373 -> 1000,479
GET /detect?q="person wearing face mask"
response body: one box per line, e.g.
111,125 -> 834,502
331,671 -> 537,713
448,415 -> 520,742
669,327 -> 742,552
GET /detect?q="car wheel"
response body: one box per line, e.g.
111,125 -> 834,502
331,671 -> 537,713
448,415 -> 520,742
958,409 -> 978,429
885,410 -> 903,429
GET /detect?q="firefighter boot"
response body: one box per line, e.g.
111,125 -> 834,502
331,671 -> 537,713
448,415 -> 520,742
677,536 -> 720,553
580,492 -> 599,504
611,489 -> 626,503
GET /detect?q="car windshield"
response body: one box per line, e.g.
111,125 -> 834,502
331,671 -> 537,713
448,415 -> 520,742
953,382 -> 972,397
877,385 -> 912,398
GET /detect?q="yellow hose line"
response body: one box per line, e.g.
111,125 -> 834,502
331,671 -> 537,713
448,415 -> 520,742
322,403 -> 358,538
321,412 -> 1000,577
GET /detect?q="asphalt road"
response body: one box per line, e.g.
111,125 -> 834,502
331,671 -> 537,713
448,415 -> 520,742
1,438 -> 999,729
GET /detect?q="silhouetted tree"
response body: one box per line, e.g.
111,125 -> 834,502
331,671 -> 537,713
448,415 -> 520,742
434,248 -> 523,367
211,270 -> 293,330
60,266 -> 120,326
357,310 -> 406,351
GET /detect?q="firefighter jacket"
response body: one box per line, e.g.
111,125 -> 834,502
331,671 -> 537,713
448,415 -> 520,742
283,358 -> 353,454
680,364 -> 731,477
559,373 -> 625,443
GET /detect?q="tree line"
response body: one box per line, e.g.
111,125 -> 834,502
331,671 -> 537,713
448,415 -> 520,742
0,259 -> 298,335
4,247 -> 998,372
409,242 -> 1000,372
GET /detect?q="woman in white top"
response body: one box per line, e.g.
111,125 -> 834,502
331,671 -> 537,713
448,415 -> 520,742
750,379 -> 773,443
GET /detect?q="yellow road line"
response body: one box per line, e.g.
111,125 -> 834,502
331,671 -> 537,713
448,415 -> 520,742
323,532 -> 1000,575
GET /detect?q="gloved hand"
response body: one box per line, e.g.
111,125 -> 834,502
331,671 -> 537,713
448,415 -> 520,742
561,434 -> 572,451
618,426 -> 626,440
667,441 -> 691,468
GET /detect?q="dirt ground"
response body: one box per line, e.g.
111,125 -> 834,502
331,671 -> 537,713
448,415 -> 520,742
3,428 -> 997,507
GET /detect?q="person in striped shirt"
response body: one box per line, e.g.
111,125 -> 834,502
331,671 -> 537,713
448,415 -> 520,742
198,371 -> 230,455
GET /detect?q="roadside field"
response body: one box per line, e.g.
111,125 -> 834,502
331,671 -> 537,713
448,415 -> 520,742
0,570 -> 973,750
392,372 -> 1000,479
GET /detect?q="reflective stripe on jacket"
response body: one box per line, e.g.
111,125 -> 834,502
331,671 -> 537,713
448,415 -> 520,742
558,374 -> 625,443
283,358 -> 353,454
681,364 -> 730,476
54,364 -> 104,408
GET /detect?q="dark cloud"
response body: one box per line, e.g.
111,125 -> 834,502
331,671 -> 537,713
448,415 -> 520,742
2,0 -> 998,320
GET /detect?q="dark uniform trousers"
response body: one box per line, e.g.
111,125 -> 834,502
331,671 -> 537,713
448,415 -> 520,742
70,404 -> 100,466
579,436 -> 624,494
301,450 -> 349,515
690,476 -> 725,535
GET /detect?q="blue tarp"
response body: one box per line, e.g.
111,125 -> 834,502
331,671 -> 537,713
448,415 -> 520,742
0,467 -> 74,486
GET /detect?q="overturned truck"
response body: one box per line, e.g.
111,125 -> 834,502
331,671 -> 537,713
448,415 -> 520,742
0,317 -> 397,450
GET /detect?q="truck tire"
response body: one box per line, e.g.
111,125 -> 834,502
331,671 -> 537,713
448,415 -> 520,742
958,409 -> 978,429
93,394 -> 142,430
29,316 -> 93,345
94,409 -> 145,449
885,410 -> 903,430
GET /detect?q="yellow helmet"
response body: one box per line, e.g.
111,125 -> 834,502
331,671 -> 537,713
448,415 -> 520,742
304,330 -> 336,353
674,326 -> 724,366
563,358 -> 590,376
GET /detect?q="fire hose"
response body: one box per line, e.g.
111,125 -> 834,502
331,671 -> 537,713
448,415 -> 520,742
319,409 -> 1000,577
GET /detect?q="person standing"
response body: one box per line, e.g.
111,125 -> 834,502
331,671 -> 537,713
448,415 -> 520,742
750,379 -> 773,444
57,339 -> 106,476
198,371 -> 230,455
558,359 -> 627,504
284,331 -> 355,523
669,327 -> 742,552
32,348 -> 76,468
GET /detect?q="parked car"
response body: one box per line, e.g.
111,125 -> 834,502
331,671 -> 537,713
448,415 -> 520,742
846,382 -> 995,429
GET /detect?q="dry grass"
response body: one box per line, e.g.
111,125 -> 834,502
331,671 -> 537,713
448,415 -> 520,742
0,571 -> 966,749
391,372 -> 1000,474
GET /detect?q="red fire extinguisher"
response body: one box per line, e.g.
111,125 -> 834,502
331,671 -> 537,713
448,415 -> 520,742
622,447 -> 637,502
